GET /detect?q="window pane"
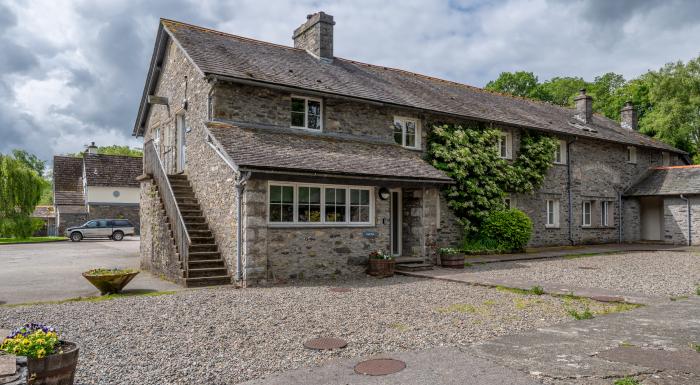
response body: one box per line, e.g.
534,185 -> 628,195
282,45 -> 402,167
270,186 -> 281,203
350,206 -> 360,222
299,187 -> 309,203
393,122 -> 403,145
307,114 -> 320,130
350,189 -> 359,205
359,206 -> 369,222
270,205 -> 281,222
336,189 -> 346,203
325,188 -> 335,204
291,112 -> 305,127
335,206 -> 346,221
282,204 -> 294,222
359,190 -> 369,205
309,205 -> 321,222
500,136 -> 507,157
308,100 -> 321,116
291,98 -> 305,113
282,186 -> 294,203
406,132 -> 416,148
309,187 -> 320,203
326,206 -> 337,222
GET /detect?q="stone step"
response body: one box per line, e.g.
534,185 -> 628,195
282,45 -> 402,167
395,263 -> 433,272
187,267 -> 229,278
395,257 -> 425,264
189,243 -> 218,252
188,259 -> 226,269
190,236 -> 215,244
184,275 -> 231,288
177,202 -> 200,210
188,229 -> 213,237
186,222 -> 209,231
183,216 -> 206,224
168,174 -> 188,180
176,196 -> 199,204
189,251 -> 221,261
180,209 -> 203,216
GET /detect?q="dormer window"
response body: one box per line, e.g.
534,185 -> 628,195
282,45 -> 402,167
291,96 -> 322,130
393,117 -> 420,149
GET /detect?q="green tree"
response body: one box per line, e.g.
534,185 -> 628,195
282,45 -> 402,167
11,149 -> 46,177
0,153 -> 47,238
69,145 -> 142,158
538,76 -> 587,106
485,71 -> 550,100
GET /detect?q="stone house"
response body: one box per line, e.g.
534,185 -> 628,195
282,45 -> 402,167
133,12 -> 692,287
53,143 -> 142,234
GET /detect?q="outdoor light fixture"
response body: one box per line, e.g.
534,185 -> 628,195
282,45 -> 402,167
378,187 -> 390,200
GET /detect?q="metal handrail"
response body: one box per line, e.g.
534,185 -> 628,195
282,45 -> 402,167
144,140 -> 191,276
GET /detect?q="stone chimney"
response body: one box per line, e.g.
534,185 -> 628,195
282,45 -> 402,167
620,101 -> 637,130
293,12 -> 335,61
574,89 -> 593,123
86,142 -> 98,155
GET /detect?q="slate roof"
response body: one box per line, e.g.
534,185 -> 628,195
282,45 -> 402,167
140,19 -> 685,155
207,122 -> 452,182
625,166 -> 700,196
83,154 -> 142,187
53,156 -> 85,206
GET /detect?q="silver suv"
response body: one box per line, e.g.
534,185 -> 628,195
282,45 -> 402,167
66,219 -> 135,242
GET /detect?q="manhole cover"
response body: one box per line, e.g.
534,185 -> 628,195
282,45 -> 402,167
590,295 -> 625,303
578,266 -> 599,270
329,287 -> 352,293
303,337 -> 347,350
354,358 -> 406,376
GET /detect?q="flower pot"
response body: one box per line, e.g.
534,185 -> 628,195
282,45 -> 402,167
441,253 -> 465,269
26,341 -> 79,385
367,259 -> 395,277
82,271 -> 139,295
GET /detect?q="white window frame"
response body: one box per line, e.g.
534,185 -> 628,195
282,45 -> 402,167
504,195 -> 515,209
545,199 -> 559,228
498,131 -> 513,159
626,146 -> 637,164
662,151 -> 670,166
393,116 -> 421,150
554,139 -> 567,164
582,200 -> 592,227
267,182 -> 374,227
153,126 -> 161,151
601,201 -> 612,227
290,95 -> 323,131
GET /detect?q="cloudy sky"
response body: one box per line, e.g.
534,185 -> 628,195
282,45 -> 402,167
1,0 -> 699,163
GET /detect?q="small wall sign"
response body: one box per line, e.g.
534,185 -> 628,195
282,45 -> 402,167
362,231 -> 379,238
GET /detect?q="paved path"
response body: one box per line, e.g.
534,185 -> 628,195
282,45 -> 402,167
0,238 -> 180,305
470,296 -> 700,384
239,347 -> 540,385
398,267 -> 666,305
464,243 -> 693,264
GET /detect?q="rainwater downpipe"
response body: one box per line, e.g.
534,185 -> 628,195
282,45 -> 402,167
680,194 -> 691,246
235,172 -> 251,282
618,192 -> 623,243
566,137 -> 577,245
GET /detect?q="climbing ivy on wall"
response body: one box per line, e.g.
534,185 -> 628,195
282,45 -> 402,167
427,122 -> 558,233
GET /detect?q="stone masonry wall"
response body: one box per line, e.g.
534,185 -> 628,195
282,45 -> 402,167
139,179 -> 182,282
622,197 -> 641,242
663,196 -> 700,245
57,211 -> 88,234
88,204 -> 140,234
210,81 -> 680,247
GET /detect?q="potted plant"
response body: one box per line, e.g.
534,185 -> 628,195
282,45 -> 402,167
82,268 -> 139,295
367,250 -> 395,277
438,247 -> 466,268
1,323 -> 79,385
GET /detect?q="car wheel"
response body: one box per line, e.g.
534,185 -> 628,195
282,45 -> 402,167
70,232 -> 83,242
112,231 -> 124,241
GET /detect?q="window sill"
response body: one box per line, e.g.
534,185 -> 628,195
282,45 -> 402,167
581,226 -> 617,230
268,223 -> 376,228
289,126 -> 323,132
545,225 -> 560,229
553,162 -> 566,166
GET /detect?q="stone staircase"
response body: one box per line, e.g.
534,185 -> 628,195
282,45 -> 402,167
394,257 -> 433,272
168,174 -> 231,287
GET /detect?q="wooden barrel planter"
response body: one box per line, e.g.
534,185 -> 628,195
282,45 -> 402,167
441,253 -> 466,269
367,259 -> 395,277
26,341 -> 79,385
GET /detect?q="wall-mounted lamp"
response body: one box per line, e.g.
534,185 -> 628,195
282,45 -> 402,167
378,187 -> 390,200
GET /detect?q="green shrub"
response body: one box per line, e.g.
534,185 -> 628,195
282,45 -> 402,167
0,216 -> 44,239
568,308 -> 594,320
479,209 -> 532,251
460,237 -> 508,254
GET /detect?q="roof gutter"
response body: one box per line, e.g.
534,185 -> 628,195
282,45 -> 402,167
238,166 -> 454,185
207,74 -> 686,156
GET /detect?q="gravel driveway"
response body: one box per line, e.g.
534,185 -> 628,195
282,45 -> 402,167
0,276 -> 628,385
466,250 -> 700,297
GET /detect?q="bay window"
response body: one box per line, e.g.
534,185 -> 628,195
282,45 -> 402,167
268,183 -> 374,225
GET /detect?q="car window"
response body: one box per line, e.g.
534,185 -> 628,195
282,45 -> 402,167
86,221 -> 97,228
98,220 -> 109,228
114,220 -> 130,227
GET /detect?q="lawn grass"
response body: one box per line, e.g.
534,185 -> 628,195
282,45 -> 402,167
0,236 -> 66,244
614,377 -> 640,385
2,290 -> 177,307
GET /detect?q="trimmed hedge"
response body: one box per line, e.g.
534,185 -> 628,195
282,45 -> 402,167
479,209 -> 532,251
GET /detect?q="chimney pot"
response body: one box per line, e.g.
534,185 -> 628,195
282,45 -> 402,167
620,101 -> 638,130
293,11 -> 335,60
574,89 -> 593,123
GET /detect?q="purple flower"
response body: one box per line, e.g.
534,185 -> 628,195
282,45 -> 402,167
7,323 -> 58,339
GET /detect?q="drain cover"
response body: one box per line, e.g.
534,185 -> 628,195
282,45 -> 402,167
303,337 -> 348,350
329,287 -> 352,293
590,295 -> 625,303
354,358 -> 406,376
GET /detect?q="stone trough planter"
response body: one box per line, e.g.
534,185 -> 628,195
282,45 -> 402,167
82,269 -> 139,295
